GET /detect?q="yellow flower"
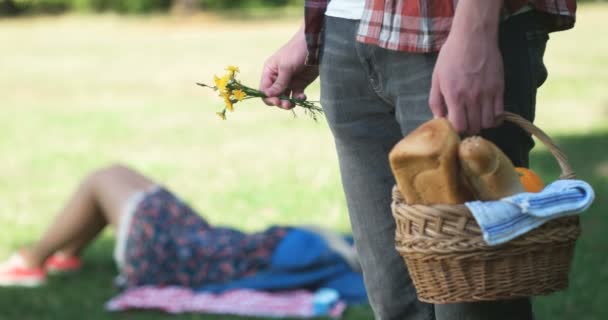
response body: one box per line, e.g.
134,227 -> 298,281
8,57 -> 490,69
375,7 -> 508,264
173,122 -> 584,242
214,75 -> 229,93
216,110 -> 226,120
232,89 -> 246,101
226,65 -> 240,78
223,95 -> 234,112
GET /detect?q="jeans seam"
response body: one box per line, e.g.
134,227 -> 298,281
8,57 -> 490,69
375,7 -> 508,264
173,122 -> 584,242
355,44 -> 395,108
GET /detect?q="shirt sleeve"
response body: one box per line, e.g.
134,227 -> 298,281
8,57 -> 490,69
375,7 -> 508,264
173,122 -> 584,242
304,0 -> 330,65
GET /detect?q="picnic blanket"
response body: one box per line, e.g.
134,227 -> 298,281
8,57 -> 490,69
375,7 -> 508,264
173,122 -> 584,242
106,287 -> 347,318
107,227 -> 367,317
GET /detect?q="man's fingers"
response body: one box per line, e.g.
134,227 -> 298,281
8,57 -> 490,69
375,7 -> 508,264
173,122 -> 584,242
264,97 -> 281,106
280,100 -> 294,109
278,89 -> 294,109
494,89 -> 504,117
444,92 -> 467,133
429,76 -> 446,118
481,96 -> 495,129
292,88 -> 306,101
265,90 -> 296,109
448,108 -> 467,134
493,93 -> 504,126
466,101 -> 481,135
265,66 -> 292,98
259,65 -> 274,90
260,63 -> 278,106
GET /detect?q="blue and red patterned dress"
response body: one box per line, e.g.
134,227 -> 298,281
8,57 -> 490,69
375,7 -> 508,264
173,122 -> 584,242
120,187 -> 289,289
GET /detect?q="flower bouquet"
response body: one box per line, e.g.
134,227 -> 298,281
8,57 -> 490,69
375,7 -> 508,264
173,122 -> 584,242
197,66 -> 323,121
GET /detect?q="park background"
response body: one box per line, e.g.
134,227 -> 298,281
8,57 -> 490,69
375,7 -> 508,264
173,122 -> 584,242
0,0 -> 606,319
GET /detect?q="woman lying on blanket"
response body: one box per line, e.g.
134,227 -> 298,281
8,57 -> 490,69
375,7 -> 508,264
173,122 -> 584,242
0,164 -> 358,288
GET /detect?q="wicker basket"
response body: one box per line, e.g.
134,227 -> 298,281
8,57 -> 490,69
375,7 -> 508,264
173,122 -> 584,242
391,112 -> 581,304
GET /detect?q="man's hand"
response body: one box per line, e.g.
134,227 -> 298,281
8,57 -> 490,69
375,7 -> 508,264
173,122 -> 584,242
260,23 -> 319,110
429,0 -> 504,134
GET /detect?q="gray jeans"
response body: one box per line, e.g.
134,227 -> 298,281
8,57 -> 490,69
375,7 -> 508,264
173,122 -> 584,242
319,11 -> 549,320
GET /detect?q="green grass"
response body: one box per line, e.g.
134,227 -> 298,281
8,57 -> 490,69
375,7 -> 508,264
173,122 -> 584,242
0,4 -> 607,319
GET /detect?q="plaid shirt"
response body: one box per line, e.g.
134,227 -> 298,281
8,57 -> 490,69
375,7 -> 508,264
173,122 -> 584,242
304,0 -> 576,65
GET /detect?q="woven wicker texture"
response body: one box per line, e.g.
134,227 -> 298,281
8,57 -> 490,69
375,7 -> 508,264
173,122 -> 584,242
391,112 -> 581,303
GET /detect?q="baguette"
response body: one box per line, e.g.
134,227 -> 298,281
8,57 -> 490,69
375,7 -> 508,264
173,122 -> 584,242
458,136 -> 524,201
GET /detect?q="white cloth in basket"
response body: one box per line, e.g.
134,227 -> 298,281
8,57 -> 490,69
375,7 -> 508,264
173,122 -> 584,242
465,179 -> 595,246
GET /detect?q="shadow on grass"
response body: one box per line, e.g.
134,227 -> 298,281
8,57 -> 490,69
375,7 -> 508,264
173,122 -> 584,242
530,130 -> 608,320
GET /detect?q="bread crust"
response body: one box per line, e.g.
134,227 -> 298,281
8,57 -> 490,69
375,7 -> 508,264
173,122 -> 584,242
458,136 -> 524,201
389,118 -> 474,205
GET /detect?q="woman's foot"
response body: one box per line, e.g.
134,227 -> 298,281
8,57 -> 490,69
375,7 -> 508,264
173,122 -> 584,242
0,253 -> 46,287
44,253 -> 82,274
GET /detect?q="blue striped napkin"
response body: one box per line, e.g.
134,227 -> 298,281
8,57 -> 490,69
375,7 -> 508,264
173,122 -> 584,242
465,179 -> 595,246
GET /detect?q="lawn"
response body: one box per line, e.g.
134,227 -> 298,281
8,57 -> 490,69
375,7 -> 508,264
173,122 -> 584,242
0,4 -> 606,320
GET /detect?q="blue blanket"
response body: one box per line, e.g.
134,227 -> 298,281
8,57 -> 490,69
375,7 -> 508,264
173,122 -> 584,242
197,228 -> 368,304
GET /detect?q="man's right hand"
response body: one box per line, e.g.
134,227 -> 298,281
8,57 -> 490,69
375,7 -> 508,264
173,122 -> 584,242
259,23 -> 319,110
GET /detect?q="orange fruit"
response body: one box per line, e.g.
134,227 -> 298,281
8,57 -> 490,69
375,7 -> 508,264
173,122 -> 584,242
515,167 -> 544,193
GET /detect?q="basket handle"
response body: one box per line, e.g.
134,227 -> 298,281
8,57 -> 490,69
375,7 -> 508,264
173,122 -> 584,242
497,112 -> 575,180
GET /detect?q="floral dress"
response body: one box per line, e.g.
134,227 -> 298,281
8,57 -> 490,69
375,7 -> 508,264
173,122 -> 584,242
122,187 -> 289,288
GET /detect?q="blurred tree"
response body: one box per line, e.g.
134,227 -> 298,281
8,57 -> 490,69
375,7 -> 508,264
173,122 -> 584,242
0,0 -> 19,15
171,0 -> 197,15
199,0 -> 292,10
3,0 -> 607,16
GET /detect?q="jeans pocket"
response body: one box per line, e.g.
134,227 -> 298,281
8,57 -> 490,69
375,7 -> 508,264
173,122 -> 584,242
526,29 -> 549,88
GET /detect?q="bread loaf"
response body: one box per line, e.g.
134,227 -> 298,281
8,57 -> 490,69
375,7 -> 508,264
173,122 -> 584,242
458,136 -> 524,201
389,118 -> 474,205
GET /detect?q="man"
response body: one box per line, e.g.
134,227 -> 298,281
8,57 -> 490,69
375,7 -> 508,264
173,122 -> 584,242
259,1 -> 575,319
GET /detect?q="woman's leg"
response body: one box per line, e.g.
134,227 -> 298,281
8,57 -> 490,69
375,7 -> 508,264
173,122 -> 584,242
21,164 -> 155,267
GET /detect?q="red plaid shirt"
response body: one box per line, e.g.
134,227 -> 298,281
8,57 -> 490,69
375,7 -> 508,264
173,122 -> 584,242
304,0 -> 576,65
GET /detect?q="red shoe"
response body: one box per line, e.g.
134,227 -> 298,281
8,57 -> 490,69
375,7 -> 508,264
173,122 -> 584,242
45,254 -> 82,274
0,253 -> 46,287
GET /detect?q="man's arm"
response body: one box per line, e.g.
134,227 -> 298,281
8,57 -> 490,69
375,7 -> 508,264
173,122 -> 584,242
429,0 -> 504,134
